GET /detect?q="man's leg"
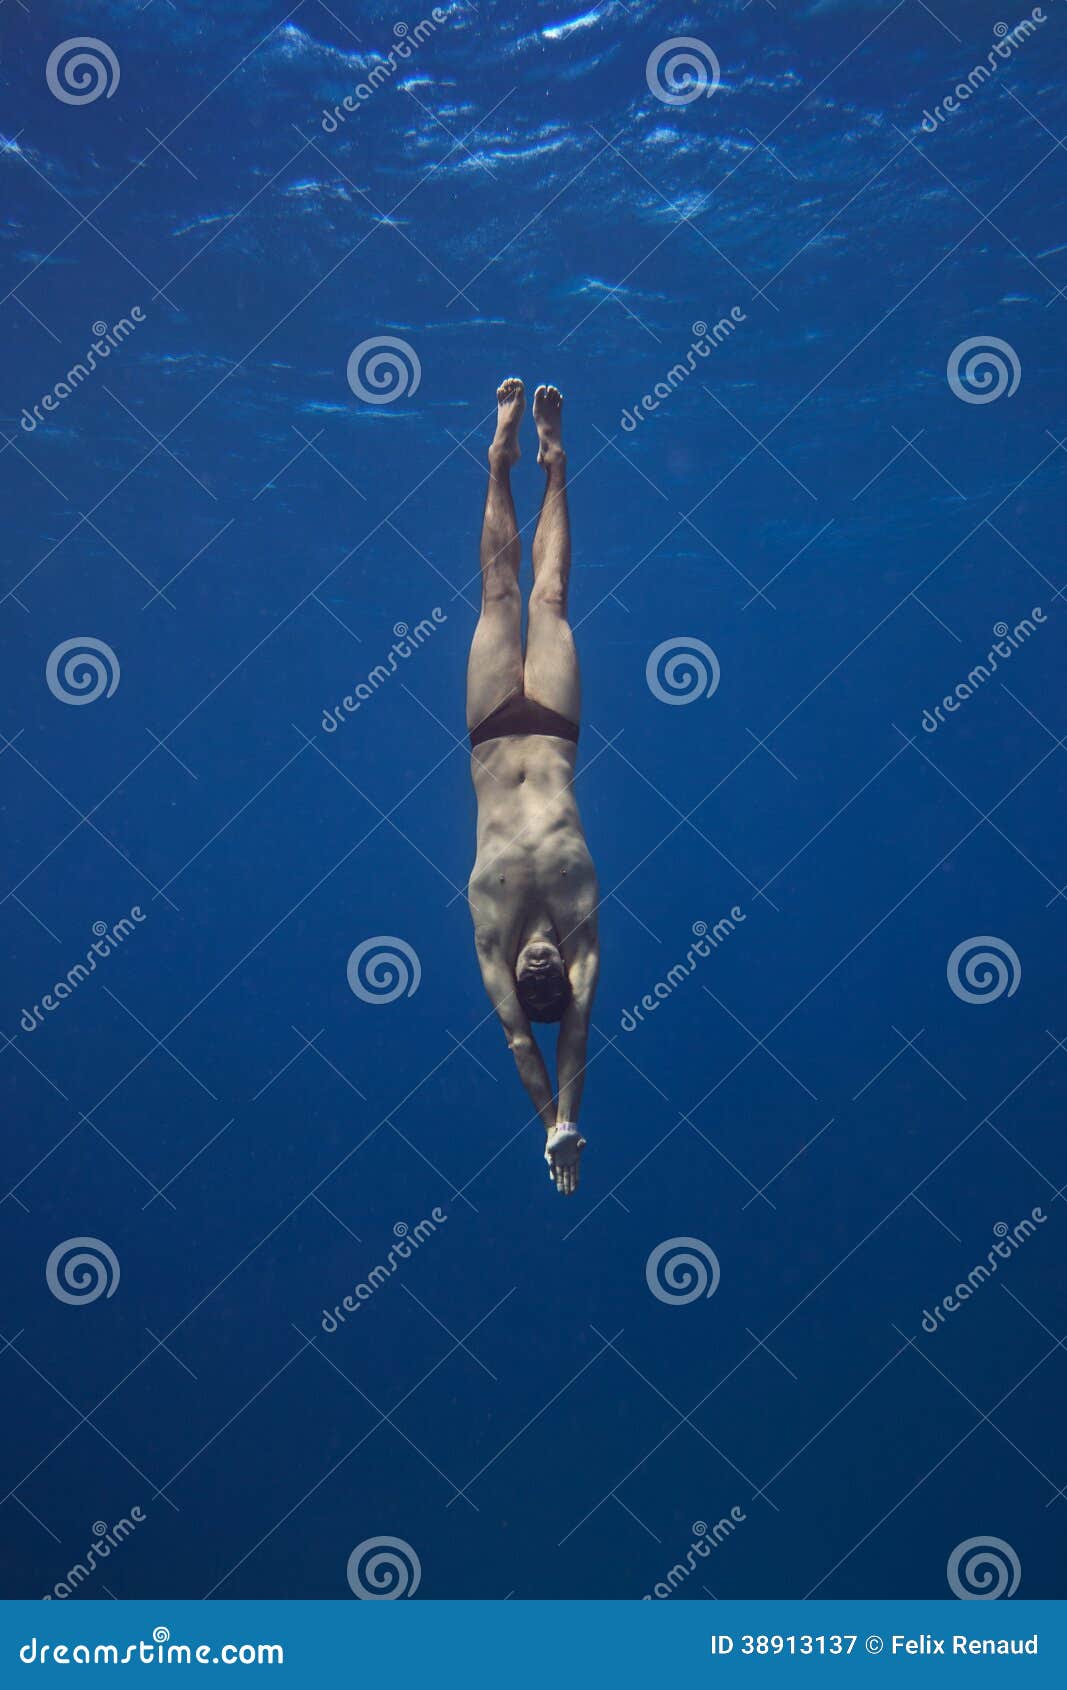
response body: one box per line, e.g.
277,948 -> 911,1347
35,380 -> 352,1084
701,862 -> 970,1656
524,386 -> 579,723
466,378 -> 525,732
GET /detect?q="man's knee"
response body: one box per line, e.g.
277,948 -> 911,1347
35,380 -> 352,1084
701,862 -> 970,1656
481,572 -> 520,609
530,578 -> 567,614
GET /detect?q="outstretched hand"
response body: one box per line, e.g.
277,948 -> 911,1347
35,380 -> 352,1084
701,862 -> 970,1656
544,1124 -> 586,1197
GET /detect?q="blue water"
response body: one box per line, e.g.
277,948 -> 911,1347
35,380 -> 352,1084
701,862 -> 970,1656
2,0 -> 1065,1602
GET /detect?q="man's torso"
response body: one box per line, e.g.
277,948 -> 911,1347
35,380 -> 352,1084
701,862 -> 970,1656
468,733 -> 598,961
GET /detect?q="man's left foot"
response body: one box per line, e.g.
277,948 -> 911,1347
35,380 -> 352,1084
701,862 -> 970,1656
545,1124 -> 585,1196
533,384 -> 565,467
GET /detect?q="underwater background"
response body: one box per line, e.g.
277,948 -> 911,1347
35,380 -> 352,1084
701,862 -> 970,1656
1,0 -> 1065,1599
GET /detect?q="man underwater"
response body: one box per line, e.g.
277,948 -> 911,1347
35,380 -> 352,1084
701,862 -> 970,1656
466,380 -> 599,1197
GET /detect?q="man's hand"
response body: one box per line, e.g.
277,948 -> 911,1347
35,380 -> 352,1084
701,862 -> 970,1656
545,1123 -> 586,1197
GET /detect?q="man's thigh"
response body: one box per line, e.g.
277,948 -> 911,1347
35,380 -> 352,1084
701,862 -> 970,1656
523,605 -> 580,723
466,601 -> 523,729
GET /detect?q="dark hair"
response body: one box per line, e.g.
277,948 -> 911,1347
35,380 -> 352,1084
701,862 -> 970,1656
516,968 -> 572,1024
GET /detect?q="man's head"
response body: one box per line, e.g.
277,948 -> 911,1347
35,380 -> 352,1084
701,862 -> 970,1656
515,938 -> 571,1024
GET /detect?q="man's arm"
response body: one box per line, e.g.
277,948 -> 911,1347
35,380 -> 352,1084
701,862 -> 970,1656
475,939 -> 557,1132
555,936 -> 599,1125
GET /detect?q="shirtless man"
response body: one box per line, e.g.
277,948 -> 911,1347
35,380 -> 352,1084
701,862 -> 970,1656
467,379 -> 599,1197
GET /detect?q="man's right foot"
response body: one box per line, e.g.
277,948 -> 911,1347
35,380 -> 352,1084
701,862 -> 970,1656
533,384 -> 564,467
489,376 -> 524,469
